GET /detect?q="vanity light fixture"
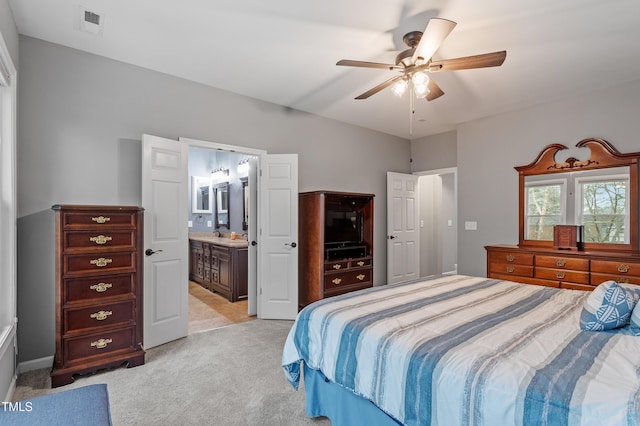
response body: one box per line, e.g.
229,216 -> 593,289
211,167 -> 229,181
237,158 -> 250,176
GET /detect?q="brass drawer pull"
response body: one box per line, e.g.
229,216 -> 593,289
506,255 -> 515,262
556,271 -> 566,279
357,261 -> 365,267
89,235 -> 113,245
618,264 -> 630,273
332,278 -> 342,285
90,310 -> 113,321
357,274 -> 365,281
556,259 -> 566,267
91,338 -> 113,349
90,258 -> 113,267
91,216 -> 111,224
506,265 -> 515,273
332,264 -> 341,270
90,283 -> 112,293
619,278 -> 630,284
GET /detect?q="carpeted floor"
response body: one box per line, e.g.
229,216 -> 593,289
13,320 -> 330,426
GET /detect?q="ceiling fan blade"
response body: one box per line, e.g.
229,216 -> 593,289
355,76 -> 403,100
411,18 -> 457,64
425,78 -> 444,101
336,59 -> 398,70
429,51 -> 507,72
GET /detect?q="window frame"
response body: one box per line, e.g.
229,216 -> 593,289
574,172 -> 629,244
524,177 -> 567,241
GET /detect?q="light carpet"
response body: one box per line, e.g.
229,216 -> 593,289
14,320 -> 329,426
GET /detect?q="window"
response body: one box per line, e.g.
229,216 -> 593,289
525,179 -> 566,240
576,175 -> 628,244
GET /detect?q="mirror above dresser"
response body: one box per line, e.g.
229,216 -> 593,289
486,138 -> 640,291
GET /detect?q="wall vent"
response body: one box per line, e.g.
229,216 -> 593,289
77,6 -> 104,36
84,11 -> 100,26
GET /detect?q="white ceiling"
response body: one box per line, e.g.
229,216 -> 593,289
9,0 -> 640,140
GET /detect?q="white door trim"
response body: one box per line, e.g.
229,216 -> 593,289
0,30 -> 18,401
179,137 -> 266,316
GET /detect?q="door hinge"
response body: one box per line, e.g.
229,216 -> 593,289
260,287 -> 262,295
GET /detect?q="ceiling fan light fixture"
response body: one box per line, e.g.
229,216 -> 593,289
391,79 -> 408,97
412,71 -> 429,86
414,83 -> 429,97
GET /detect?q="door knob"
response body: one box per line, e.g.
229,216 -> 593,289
145,249 -> 163,256
251,241 -> 257,246
285,242 -> 297,248
388,235 -> 397,240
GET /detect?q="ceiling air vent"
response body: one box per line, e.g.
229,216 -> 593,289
77,6 -> 105,36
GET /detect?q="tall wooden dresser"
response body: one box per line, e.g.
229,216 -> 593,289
298,191 -> 374,308
51,205 -> 145,387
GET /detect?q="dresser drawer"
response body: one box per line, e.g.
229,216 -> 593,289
326,260 -> 349,272
488,251 -> 533,265
64,300 -> 135,334
64,252 -> 136,275
64,327 -> 137,364
325,269 -> 371,291
64,274 -> 135,303
489,262 -> 534,277
61,211 -> 137,229
591,272 -> 640,286
590,260 -> 640,277
63,230 -> 136,251
350,257 -> 372,268
535,255 -> 589,270
535,267 -> 589,284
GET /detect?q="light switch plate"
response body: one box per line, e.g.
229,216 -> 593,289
188,220 -> 193,227
207,220 -> 212,227
464,221 -> 477,230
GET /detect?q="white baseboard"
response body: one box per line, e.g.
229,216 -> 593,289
17,356 -> 53,374
3,375 -> 15,402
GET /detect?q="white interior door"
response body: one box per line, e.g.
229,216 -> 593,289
142,134 -> 188,349
247,156 -> 259,316
387,172 -> 420,284
258,154 -> 298,320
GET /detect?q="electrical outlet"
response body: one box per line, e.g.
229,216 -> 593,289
207,220 -> 212,227
464,221 -> 477,231
188,220 -> 193,227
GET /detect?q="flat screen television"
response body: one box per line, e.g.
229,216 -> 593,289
324,209 -> 363,246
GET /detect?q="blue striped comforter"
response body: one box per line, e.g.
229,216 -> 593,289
282,275 -> 640,426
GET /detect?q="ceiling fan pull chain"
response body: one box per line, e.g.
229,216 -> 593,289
409,85 -> 414,135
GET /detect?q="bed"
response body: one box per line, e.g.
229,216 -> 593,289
282,275 -> 640,426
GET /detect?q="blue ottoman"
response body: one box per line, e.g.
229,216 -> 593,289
0,384 -> 112,425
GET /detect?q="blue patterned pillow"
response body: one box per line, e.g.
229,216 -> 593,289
630,301 -> 640,336
579,281 -> 637,331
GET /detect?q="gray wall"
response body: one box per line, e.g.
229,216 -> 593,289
0,0 -> 18,66
457,78 -> 640,277
17,36 -> 410,363
410,130 -> 456,172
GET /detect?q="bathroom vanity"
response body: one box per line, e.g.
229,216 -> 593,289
189,233 -> 248,302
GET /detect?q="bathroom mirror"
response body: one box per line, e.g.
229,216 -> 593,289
215,182 -> 229,228
241,177 -> 248,230
192,176 -> 213,214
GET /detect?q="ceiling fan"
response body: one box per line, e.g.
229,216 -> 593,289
337,18 -> 506,101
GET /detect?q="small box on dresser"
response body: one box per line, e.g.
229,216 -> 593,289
51,205 -> 145,388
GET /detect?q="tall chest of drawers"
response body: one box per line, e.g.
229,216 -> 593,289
51,205 -> 145,387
